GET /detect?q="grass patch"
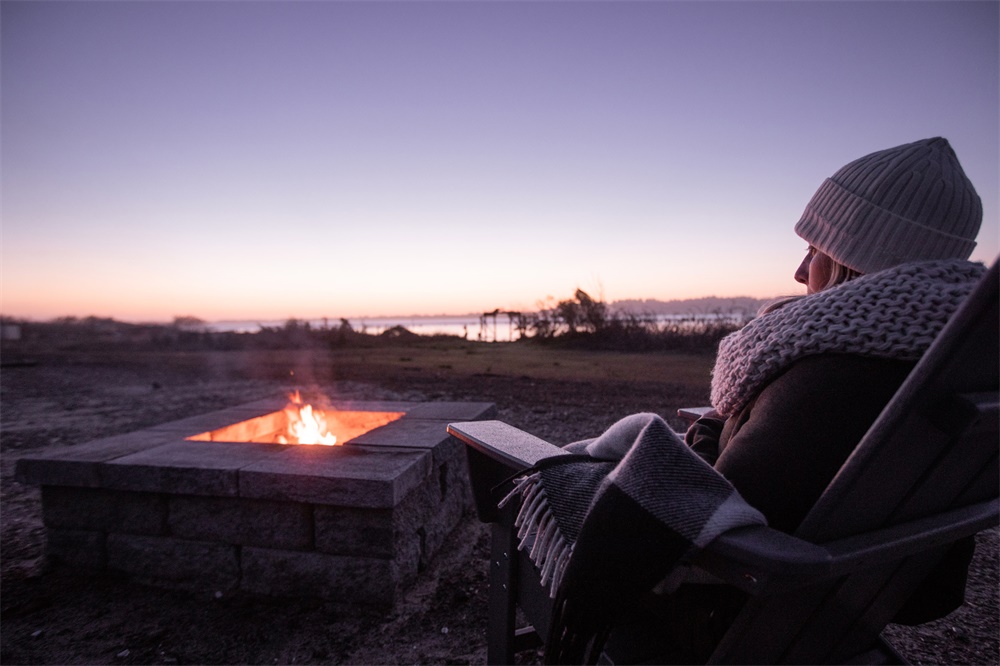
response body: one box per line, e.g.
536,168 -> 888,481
21,339 -> 716,397
326,340 -> 715,387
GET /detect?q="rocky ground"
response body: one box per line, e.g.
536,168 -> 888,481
1,348 -> 996,665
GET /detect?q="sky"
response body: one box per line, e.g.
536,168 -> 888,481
2,0 -> 998,322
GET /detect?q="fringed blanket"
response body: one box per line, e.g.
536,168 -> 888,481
501,413 -> 766,663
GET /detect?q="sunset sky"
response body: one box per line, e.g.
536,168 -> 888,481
3,1 -> 998,322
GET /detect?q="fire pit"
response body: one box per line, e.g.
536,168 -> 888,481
186,391 -> 406,446
15,396 -> 495,608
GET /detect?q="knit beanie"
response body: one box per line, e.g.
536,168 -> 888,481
794,137 -> 982,274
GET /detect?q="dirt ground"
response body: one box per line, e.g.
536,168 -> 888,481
1,348 -> 997,665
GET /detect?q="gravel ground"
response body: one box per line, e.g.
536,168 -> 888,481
1,349 -> 996,665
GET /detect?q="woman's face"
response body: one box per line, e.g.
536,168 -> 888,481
795,246 -> 834,294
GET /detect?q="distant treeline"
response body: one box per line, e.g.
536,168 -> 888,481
0,315 -> 387,353
0,315 -> 472,354
2,291 -> 759,354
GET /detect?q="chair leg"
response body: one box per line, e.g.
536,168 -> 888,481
487,507 -> 520,665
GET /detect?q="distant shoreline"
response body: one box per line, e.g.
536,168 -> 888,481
2,296 -> 776,331
204,315 -> 487,337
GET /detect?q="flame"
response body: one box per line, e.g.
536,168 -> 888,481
277,390 -> 338,445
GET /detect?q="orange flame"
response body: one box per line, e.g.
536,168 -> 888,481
276,390 -> 338,445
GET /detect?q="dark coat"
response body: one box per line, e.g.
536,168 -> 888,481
601,353 -> 975,663
685,353 -> 973,625
689,354 -> 911,532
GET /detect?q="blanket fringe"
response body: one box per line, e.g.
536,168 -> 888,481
498,473 -> 575,596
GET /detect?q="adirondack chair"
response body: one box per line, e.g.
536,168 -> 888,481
448,258 -> 999,665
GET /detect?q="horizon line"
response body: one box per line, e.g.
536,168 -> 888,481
1,293 -> 785,326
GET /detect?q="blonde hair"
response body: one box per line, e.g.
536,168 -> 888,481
819,260 -> 863,292
759,258 -> 863,315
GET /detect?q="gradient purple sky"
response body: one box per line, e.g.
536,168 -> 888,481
3,1 -> 998,322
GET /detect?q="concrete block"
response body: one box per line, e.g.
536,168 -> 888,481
325,400 -> 418,414
402,402 -> 496,421
388,465 -> 470,564
213,397 -> 290,413
144,408 -> 282,437
394,529 -> 423,584
374,435 -> 472,514
15,431 -> 183,488
313,505 -> 394,558
188,396 -> 288,412
339,462 -> 470,575
106,533 -> 240,591
239,446 -> 431,508
431,436 -> 474,504
41,486 -> 167,535
443,439 -> 474,502
422,479 -> 473,558
240,547 -> 398,608
350,418 -> 453,451
46,528 -> 106,570
229,398 -> 415,414
102,441 -> 287,496
168,496 -> 312,550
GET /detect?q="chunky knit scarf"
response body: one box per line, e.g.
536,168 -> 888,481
502,413 -> 766,663
711,259 -> 986,417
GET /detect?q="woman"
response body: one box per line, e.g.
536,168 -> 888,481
676,137 -> 986,653
688,136 -> 984,536
518,137 -> 987,664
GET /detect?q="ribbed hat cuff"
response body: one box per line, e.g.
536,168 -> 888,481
794,179 -> 978,274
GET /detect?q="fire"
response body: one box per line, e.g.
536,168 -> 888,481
276,391 -> 338,445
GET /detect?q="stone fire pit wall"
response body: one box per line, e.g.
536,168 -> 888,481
16,398 -> 496,609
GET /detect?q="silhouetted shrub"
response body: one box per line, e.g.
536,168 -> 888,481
524,290 -> 749,352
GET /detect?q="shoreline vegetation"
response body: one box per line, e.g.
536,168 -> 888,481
1,290 -> 765,357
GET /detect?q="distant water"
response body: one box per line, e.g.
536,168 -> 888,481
204,315 -> 499,339
203,312 -> 746,341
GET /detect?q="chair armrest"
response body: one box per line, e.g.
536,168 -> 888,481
448,420 -> 569,471
694,497 -> 999,595
450,420 -> 999,600
822,497 -> 998,573
448,420 -> 570,522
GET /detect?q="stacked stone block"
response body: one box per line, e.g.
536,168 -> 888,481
17,399 -> 495,609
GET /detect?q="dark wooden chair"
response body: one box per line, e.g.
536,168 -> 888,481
448,259 -> 999,664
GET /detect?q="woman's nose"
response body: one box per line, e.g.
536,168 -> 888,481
794,254 -> 811,284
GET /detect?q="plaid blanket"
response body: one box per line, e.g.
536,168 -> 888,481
501,413 -> 766,663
